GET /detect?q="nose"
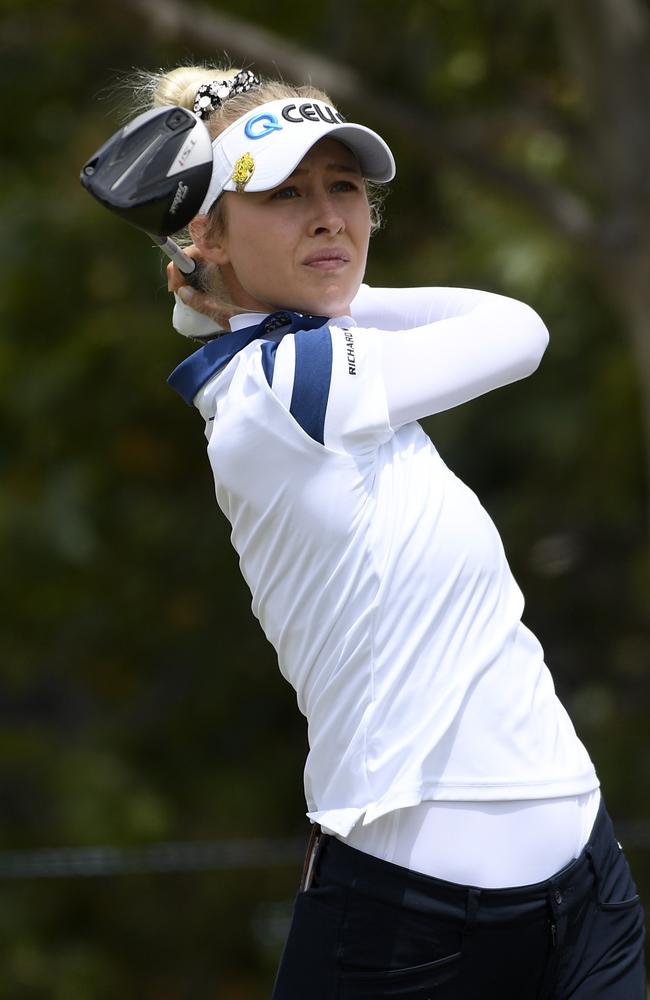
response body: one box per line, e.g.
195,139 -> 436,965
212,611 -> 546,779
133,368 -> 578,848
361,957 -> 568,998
307,192 -> 345,237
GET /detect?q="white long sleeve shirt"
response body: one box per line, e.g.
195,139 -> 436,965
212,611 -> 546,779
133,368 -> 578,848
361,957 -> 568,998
169,285 -> 598,838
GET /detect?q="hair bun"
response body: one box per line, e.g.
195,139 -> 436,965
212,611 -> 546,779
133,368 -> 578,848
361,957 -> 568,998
148,66 -> 245,112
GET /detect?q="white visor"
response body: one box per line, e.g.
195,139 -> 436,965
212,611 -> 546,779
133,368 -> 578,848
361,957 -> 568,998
198,98 -> 396,214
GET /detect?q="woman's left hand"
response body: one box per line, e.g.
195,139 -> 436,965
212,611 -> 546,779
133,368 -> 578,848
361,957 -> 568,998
166,247 -> 225,337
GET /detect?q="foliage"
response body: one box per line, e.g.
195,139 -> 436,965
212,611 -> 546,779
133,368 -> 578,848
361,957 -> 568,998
0,0 -> 647,995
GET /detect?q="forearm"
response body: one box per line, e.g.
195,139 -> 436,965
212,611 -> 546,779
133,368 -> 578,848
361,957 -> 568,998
371,293 -> 549,427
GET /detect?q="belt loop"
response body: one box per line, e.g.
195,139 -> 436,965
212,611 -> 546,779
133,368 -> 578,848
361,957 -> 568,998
584,842 -> 602,902
300,823 -> 323,892
464,888 -> 481,935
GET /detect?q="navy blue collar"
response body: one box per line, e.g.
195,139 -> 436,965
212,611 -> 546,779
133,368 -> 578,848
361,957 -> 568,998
167,310 -> 329,405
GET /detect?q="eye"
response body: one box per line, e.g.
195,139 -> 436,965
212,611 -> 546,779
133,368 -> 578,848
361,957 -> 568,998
271,186 -> 299,200
331,179 -> 359,193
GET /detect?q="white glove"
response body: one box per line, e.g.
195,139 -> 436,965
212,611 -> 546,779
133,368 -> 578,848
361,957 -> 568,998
172,293 -> 221,340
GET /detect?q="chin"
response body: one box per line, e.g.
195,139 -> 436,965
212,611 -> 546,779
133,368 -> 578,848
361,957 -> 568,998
290,277 -> 360,320
304,293 -> 357,319
278,299 -> 346,319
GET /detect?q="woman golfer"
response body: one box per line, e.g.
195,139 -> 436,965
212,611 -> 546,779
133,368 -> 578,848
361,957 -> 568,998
146,65 -> 646,997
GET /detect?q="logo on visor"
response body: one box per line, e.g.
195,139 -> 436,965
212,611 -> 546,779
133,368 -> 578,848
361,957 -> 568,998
244,113 -> 283,139
231,153 -> 255,192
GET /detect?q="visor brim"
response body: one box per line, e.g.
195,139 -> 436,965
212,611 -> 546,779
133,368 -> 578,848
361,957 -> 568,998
198,101 -> 396,215
228,123 -> 395,193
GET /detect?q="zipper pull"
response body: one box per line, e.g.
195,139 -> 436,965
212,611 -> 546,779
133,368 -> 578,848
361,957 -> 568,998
550,921 -> 557,947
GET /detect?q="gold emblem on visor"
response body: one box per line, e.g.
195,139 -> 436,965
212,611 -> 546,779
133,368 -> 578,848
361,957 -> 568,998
232,152 -> 255,192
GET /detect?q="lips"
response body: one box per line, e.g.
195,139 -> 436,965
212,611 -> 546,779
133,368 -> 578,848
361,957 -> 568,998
302,246 -> 351,267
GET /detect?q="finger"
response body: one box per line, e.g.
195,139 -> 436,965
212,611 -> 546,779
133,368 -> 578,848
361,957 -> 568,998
167,261 -> 190,294
167,246 -> 205,292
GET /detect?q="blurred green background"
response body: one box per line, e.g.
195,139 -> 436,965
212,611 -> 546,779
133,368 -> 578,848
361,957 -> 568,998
1,0 -> 648,996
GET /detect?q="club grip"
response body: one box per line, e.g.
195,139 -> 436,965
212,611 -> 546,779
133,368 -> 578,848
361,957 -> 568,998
152,235 -> 206,290
179,257 -> 205,291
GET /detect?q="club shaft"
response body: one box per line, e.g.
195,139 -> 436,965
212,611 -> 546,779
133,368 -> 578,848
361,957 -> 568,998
149,234 -> 196,275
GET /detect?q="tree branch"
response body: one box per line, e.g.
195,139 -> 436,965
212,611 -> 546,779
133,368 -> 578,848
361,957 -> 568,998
125,0 -> 361,100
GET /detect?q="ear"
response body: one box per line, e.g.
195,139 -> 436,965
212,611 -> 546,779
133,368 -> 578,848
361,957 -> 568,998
189,213 -> 230,266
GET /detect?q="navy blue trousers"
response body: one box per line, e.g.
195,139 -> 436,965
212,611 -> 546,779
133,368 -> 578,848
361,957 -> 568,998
272,799 -> 646,998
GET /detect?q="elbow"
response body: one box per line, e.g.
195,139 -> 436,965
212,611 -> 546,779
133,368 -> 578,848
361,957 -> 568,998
528,306 -> 550,371
508,301 -> 550,379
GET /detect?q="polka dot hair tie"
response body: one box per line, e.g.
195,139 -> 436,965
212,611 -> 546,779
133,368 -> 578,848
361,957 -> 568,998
193,70 -> 261,120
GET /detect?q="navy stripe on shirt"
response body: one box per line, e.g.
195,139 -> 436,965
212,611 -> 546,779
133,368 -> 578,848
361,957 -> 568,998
289,327 -> 333,445
260,339 -> 279,387
168,311 -> 328,406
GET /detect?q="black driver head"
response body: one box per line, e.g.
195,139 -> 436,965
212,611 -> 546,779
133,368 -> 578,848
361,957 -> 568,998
80,106 -> 214,237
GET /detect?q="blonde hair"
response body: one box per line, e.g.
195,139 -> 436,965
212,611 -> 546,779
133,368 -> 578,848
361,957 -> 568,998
132,64 -> 387,320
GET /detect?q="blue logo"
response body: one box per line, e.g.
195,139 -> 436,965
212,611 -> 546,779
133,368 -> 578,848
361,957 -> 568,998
244,113 -> 283,139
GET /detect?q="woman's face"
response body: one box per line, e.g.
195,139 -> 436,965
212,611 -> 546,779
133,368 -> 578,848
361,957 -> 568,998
195,138 -> 372,318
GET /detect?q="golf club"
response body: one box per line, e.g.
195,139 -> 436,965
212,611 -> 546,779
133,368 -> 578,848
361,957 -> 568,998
80,106 -> 214,283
